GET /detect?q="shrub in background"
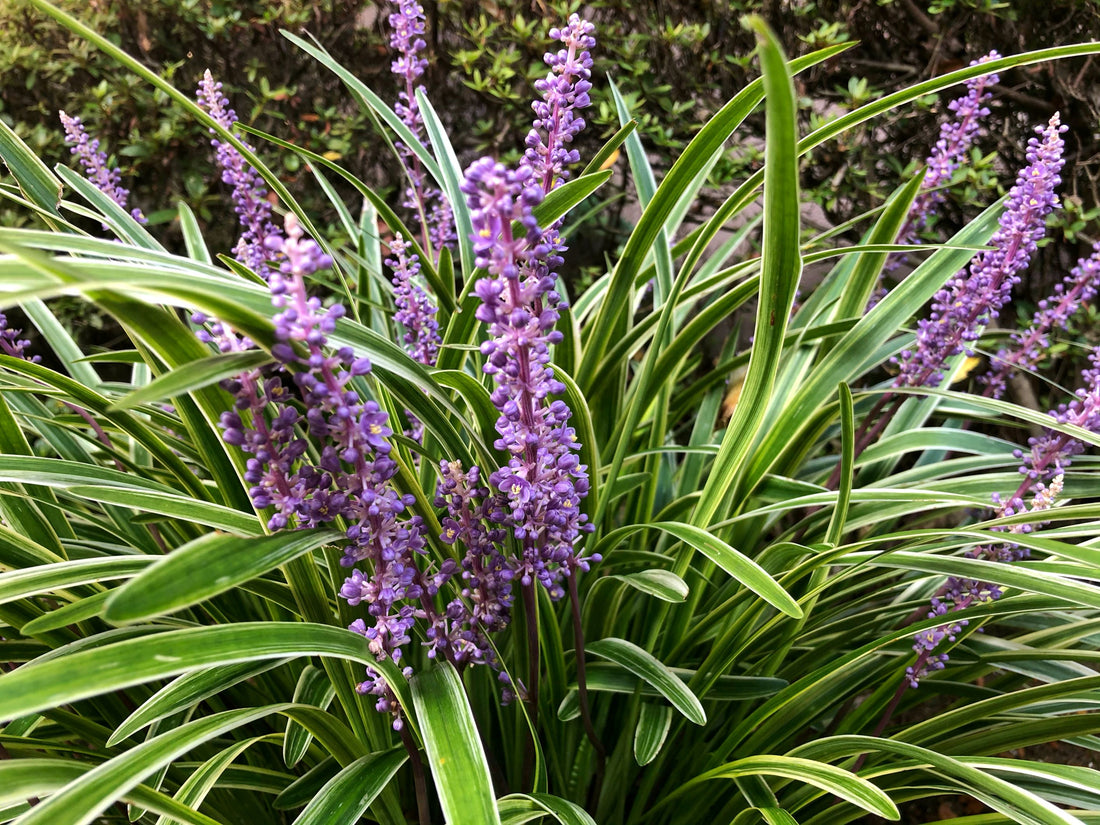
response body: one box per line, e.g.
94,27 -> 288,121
5,0 -> 1100,251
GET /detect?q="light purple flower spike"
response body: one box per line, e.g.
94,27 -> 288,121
894,113 -> 1067,390
907,344 -> 1100,688
900,52 -> 1000,244
432,461 -> 513,667
59,111 -> 146,224
389,234 -> 440,368
388,0 -> 454,255
461,157 -> 595,599
1012,347 -> 1100,493
389,0 -> 430,206
982,244 -> 1100,398
523,13 -> 596,193
196,70 -> 281,276
904,474 -> 1061,688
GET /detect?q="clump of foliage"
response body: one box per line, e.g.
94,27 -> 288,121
4,1 -> 1100,824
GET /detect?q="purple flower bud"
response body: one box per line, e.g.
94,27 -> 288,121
0,313 -> 38,362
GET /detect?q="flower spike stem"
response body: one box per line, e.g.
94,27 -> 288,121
851,675 -> 912,773
398,722 -> 430,825
568,570 -> 606,804
521,580 -> 541,789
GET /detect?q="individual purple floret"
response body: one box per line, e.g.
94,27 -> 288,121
389,234 -> 440,367
388,0 -> 454,256
0,313 -> 38,362
523,13 -> 596,193
461,157 -> 595,599
196,70 -> 281,276
59,111 -> 146,224
893,113 -> 1067,390
982,243 -> 1100,399
899,52 -> 1000,245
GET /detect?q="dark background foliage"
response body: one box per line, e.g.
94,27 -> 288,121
2,0 -> 1100,339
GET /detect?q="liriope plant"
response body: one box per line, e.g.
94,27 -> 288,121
2,1 -> 1100,823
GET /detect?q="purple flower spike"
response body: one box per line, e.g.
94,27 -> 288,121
982,244 -> 1100,398
907,343 -> 1100,689
196,70 -> 281,276
208,212 -> 454,729
901,52 -> 1000,243
462,156 -> 594,599
0,313 -> 38,362
432,460 -> 513,666
1013,347 -> 1100,492
59,111 -> 146,224
894,113 -> 1067,390
523,13 -> 596,193
389,234 -> 440,367
905,473 -> 1062,688
389,0 -> 428,94
389,0 -> 430,195
388,0 -> 454,255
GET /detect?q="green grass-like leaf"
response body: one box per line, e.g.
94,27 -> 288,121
680,754 -> 899,820
410,662 -> 501,825
693,17 -> 801,528
591,521 -> 802,618
0,118 -> 62,217
104,530 -> 342,623
290,749 -> 407,825
587,638 -> 706,725
109,350 -> 272,412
